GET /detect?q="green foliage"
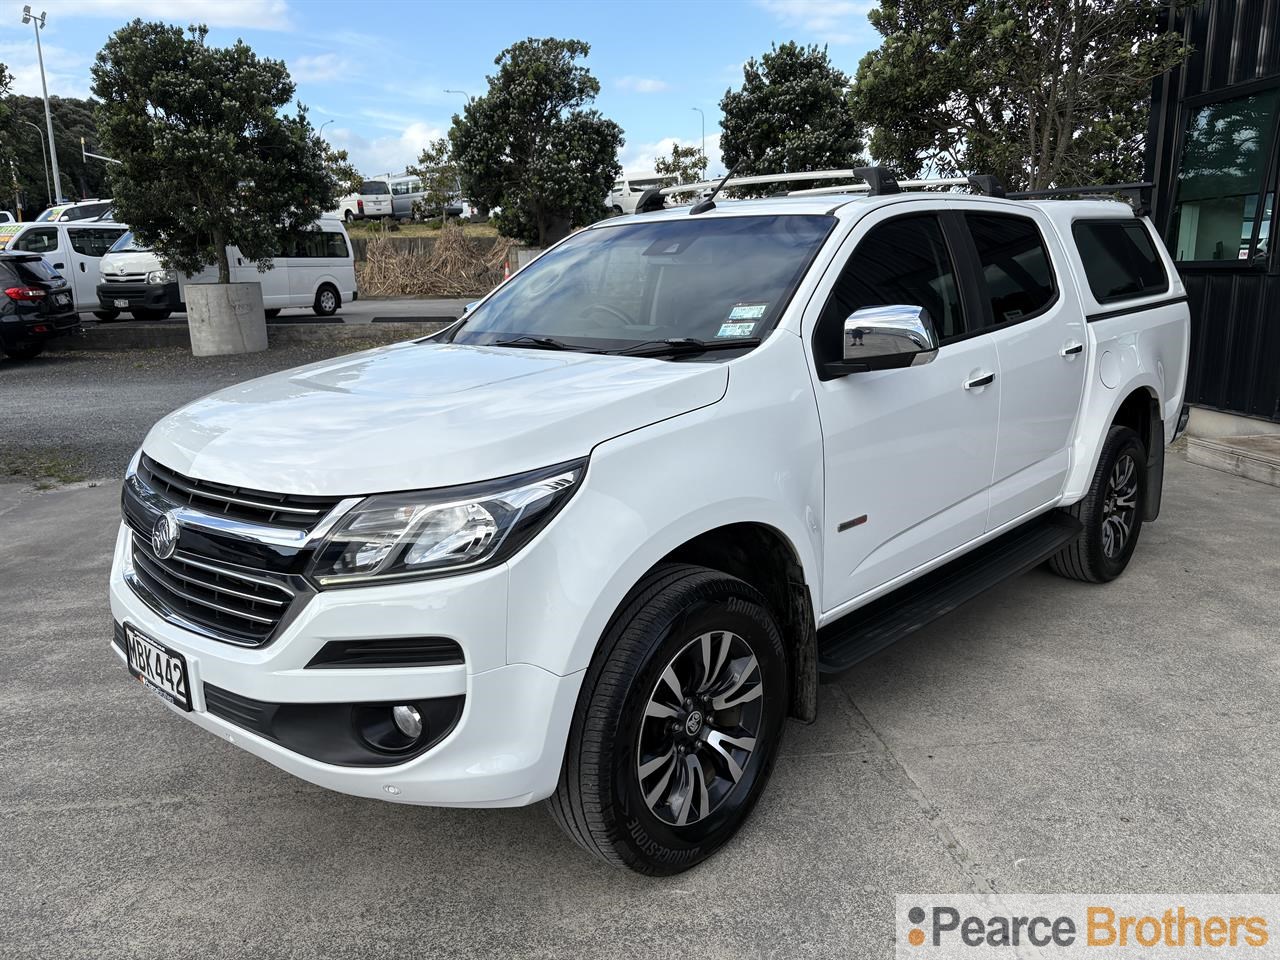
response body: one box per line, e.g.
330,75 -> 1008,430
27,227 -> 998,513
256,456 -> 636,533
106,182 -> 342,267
2,92 -> 112,213
90,20 -> 341,283
450,37 -> 623,246
849,0 -> 1192,190
407,137 -> 459,221
719,42 -> 864,189
324,144 -> 363,198
654,143 -> 708,187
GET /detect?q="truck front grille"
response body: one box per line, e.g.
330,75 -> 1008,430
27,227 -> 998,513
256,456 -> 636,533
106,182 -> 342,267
138,454 -> 341,532
129,532 -> 295,645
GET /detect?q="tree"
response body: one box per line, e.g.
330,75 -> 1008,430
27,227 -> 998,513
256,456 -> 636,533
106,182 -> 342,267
324,144 -> 362,199
450,37 -> 623,246
654,143 -> 708,187
720,42 -> 864,189
3,95 -> 111,211
407,137 -> 459,221
90,21 -> 341,284
849,0 -> 1191,191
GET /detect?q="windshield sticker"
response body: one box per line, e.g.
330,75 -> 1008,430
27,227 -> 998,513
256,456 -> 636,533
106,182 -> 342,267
717,321 -> 758,338
727,302 -> 769,321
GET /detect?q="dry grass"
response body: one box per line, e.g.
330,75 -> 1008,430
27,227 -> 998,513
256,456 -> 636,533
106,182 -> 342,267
356,223 -> 515,297
346,220 -> 500,239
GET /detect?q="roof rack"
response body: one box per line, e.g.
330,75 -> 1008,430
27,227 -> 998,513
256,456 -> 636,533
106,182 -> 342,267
643,169 -> 1151,212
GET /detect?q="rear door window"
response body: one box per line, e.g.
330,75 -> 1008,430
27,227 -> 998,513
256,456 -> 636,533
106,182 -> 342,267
965,214 -> 1057,327
11,227 -> 59,255
1072,219 -> 1169,303
360,180 -> 390,196
9,257 -> 62,284
69,227 -> 128,257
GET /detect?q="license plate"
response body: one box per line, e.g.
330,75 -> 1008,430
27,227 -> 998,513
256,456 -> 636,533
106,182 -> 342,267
55,293 -> 70,305
125,625 -> 192,711
113,299 -> 129,308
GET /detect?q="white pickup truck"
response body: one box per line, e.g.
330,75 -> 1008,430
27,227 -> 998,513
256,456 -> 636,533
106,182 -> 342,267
109,169 -> 1190,875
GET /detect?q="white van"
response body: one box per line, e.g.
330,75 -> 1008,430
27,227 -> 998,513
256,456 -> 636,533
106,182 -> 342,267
1,219 -> 129,315
336,179 -> 393,222
608,171 -> 666,215
96,218 -> 358,320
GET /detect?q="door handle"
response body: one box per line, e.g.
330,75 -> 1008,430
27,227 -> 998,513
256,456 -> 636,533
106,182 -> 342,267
79,262 -> 86,272
964,372 -> 995,390
1060,341 -> 1084,357
53,262 -> 64,269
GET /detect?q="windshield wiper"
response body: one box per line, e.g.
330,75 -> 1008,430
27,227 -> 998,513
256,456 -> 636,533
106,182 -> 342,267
489,335 -> 603,353
613,337 -> 763,358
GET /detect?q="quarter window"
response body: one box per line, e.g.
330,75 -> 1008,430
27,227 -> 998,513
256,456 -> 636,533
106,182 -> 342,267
1172,90 -> 1280,261
11,227 -> 58,254
815,214 -> 964,366
965,214 -> 1056,326
1072,220 -> 1169,303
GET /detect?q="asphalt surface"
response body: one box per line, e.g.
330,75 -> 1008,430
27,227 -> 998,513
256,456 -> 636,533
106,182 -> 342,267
1,355 -> 1278,957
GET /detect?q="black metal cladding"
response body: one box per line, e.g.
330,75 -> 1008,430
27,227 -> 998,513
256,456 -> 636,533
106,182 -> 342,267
1147,0 -> 1280,422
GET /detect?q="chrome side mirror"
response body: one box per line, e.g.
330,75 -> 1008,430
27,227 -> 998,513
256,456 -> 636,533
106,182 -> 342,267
826,304 -> 940,377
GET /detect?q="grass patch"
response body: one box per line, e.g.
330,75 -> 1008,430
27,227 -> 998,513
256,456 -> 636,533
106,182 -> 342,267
1,448 -> 90,489
345,220 -> 500,239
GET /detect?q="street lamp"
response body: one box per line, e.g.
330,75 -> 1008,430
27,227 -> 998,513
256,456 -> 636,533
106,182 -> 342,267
20,119 -> 52,205
21,5 -> 64,204
691,106 -> 706,161
444,88 -> 473,105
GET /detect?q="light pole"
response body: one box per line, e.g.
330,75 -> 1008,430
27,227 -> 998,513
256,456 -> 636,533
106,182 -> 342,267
444,88 -> 473,106
318,119 -> 334,140
691,106 -> 706,162
20,119 -> 52,205
21,6 -> 64,204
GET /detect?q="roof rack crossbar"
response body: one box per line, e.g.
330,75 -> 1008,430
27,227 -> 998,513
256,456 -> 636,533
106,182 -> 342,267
1007,181 -> 1152,200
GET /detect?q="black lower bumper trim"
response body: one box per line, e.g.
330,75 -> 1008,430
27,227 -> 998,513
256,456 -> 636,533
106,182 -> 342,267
202,683 -> 464,767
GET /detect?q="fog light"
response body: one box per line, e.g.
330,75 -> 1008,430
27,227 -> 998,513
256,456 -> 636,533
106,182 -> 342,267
392,704 -> 422,739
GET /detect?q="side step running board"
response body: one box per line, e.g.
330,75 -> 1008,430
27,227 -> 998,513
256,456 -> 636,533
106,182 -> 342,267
817,512 -> 1082,675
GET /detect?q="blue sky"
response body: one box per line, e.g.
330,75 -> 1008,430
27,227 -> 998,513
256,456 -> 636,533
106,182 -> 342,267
1,0 -> 878,177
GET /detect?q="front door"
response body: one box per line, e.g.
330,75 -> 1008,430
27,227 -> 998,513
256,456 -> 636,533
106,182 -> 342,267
807,209 -> 1001,613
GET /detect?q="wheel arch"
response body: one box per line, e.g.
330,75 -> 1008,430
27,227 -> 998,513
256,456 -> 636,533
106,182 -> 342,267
1065,374 -> 1164,513
650,522 -> 818,723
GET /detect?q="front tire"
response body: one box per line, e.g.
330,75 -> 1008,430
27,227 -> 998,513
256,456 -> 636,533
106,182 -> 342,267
548,564 -> 788,875
1048,425 -> 1146,583
93,309 -> 121,322
130,307 -> 171,321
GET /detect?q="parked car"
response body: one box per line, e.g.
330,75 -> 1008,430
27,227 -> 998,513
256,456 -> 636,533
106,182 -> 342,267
2,219 -> 128,316
0,211 -> 14,224
97,218 -> 358,320
36,199 -> 115,223
0,251 -> 79,361
109,170 -> 1189,875
336,179 -> 393,222
608,171 -> 667,215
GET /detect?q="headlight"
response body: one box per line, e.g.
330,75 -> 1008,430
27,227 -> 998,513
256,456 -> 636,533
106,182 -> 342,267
307,460 -> 586,587
146,269 -> 176,285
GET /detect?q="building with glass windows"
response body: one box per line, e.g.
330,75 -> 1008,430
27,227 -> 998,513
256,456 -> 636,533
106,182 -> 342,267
1147,0 -> 1280,428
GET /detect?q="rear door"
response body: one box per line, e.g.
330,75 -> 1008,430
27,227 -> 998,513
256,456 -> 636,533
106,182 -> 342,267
66,226 -> 128,310
807,207 -> 1001,612
950,207 -> 1087,530
231,247 -> 290,307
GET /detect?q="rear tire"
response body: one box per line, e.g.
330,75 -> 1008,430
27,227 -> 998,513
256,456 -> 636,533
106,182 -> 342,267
548,563 -> 788,875
313,285 -> 340,317
344,210 -> 355,224
3,344 -> 44,361
1048,425 -> 1146,583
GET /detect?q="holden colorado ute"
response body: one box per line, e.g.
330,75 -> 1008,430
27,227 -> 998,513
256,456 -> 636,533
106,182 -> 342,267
109,168 -> 1190,874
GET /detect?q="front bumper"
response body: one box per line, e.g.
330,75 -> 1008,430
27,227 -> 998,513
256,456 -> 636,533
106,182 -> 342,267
108,523 -> 583,807
97,281 -> 181,312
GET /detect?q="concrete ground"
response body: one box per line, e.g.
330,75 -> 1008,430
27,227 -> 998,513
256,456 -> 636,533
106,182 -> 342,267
1,368 -> 1277,957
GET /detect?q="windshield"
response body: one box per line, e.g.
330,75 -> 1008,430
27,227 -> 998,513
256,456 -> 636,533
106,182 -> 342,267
450,214 -> 833,355
108,231 -> 151,253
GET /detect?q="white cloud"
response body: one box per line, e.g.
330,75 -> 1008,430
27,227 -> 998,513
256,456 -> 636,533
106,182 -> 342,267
754,0 -> 873,45
620,133 -> 725,181
50,0 -> 294,30
617,76 -> 671,94
290,52 -> 352,84
328,121 -> 443,178
0,41 -> 91,99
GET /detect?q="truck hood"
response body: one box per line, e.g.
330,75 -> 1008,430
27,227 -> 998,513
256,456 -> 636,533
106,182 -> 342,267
100,250 -> 160,276
143,341 -> 728,494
